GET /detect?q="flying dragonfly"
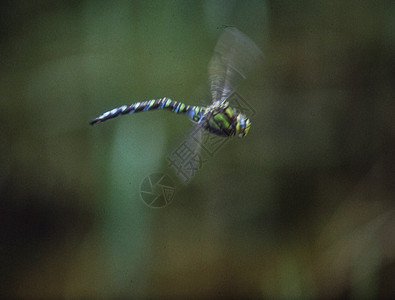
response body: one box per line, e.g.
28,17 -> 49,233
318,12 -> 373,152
90,27 -> 263,139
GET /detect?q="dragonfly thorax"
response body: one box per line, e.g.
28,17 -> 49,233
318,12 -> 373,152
199,102 -> 251,137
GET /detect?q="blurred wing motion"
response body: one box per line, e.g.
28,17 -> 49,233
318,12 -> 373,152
209,27 -> 263,104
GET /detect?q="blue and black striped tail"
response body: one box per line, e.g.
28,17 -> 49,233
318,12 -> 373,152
89,97 -> 204,125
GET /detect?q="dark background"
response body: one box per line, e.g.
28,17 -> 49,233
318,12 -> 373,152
1,0 -> 394,298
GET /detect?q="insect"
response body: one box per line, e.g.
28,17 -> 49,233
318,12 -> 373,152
90,27 -> 263,138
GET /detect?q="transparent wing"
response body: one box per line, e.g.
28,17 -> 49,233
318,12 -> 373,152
209,27 -> 263,104
167,119 -> 233,184
167,124 -> 205,184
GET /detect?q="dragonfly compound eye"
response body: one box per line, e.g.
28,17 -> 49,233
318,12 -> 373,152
236,114 -> 251,137
243,118 -> 251,136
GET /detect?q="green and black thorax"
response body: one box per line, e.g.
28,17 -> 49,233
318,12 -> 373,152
199,101 -> 251,137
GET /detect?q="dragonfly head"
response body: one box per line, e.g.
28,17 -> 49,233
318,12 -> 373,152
236,114 -> 251,137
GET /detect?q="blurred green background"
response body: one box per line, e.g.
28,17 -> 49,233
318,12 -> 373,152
1,0 -> 394,298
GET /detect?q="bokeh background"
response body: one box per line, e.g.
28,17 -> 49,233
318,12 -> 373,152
1,0 -> 394,298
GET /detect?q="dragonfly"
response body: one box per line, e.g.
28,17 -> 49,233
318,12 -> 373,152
90,27 -> 263,139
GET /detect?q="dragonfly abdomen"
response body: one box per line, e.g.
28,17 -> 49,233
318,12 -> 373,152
89,97 -> 204,125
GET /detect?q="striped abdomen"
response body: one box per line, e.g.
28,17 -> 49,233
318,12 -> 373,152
89,97 -> 205,125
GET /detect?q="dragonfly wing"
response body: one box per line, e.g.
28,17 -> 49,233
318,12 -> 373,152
208,27 -> 263,103
168,124 -> 205,184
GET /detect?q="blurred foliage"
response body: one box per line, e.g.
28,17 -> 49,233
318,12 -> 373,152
0,0 -> 394,298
